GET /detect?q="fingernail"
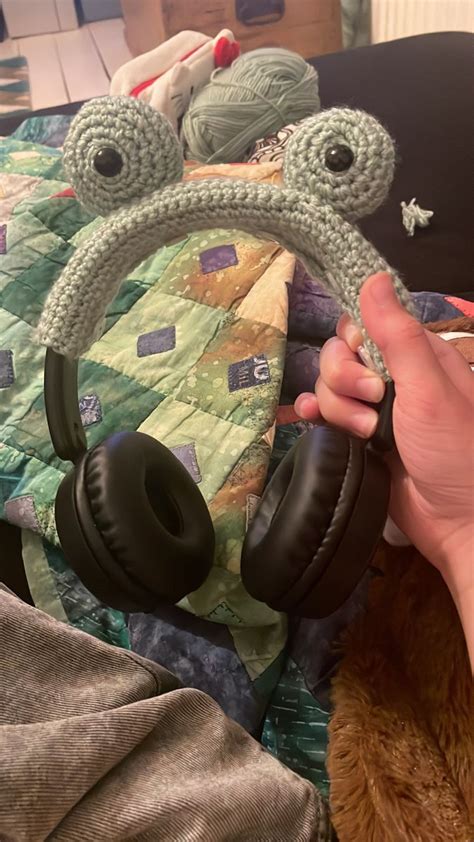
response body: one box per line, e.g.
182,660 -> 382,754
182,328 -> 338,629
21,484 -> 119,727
357,345 -> 377,371
346,323 -> 363,352
295,395 -> 317,419
352,410 -> 378,438
356,374 -> 385,403
368,273 -> 396,307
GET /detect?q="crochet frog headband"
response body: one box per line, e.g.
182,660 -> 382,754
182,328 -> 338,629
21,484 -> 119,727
35,95 -> 411,619
37,96 -> 412,377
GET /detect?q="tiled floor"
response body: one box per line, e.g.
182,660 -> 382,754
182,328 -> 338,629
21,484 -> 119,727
0,18 -> 131,109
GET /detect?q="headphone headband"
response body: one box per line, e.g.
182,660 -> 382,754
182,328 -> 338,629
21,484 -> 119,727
44,348 -> 86,463
370,380 -> 395,452
45,346 -> 395,466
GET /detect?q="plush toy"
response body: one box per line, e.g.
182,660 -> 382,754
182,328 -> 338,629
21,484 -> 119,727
110,29 -> 240,131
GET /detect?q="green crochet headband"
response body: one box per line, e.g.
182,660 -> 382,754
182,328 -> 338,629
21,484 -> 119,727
37,96 -> 413,377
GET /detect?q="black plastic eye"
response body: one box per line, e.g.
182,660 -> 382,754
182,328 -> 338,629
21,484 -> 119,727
325,144 -> 354,172
93,147 -> 123,177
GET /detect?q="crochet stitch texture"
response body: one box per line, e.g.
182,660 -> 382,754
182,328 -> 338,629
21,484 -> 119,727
38,96 -> 413,376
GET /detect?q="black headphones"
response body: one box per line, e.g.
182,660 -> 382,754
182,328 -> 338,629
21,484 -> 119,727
45,348 -> 394,617
242,383 -> 394,617
44,349 -> 215,612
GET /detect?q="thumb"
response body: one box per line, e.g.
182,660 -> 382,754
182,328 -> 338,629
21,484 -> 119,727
360,273 -> 445,396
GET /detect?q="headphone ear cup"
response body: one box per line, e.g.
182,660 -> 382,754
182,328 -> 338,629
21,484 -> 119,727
56,431 -> 215,612
56,461 -> 152,611
241,425 -> 390,618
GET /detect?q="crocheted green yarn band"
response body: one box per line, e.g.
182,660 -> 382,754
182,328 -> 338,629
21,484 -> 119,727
37,96 -> 413,377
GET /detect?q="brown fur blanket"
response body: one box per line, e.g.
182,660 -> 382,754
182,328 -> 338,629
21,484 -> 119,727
328,317 -> 474,842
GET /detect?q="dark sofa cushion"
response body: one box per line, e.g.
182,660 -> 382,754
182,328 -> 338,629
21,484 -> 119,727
312,32 -> 474,295
1,33 -> 471,298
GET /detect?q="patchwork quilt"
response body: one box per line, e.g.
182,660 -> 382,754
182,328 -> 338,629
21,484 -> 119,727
0,115 -> 292,670
1,115 -> 471,798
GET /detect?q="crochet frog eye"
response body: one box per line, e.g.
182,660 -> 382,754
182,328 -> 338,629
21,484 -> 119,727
283,107 -> 395,220
63,96 -> 184,216
93,147 -> 123,177
324,144 -> 354,172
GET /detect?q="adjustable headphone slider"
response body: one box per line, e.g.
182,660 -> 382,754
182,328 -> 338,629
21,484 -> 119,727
370,381 -> 395,453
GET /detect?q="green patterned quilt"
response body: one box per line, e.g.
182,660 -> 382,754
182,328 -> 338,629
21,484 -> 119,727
2,115 -> 470,802
0,117 -> 294,671
0,117 -> 333,796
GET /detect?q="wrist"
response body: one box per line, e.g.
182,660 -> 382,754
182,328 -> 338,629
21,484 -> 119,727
436,526 -> 473,596
440,549 -> 474,675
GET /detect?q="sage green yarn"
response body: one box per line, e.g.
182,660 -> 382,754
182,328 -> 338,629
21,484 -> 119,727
64,96 -> 183,217
181,48 -> 320,164
38,96 -> 414,378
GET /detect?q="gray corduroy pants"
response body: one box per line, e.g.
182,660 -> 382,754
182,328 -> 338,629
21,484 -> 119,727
0,585 -> 331,841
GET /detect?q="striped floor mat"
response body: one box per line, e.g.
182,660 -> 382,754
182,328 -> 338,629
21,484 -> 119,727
0,56 -> 31,118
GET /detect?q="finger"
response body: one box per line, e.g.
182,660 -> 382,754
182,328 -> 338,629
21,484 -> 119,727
336,312 -> 363,352
294,392 -> 320,421
320,336 -> 385,403
316,378 -> 379,438
360,273 -> 447,400
425,329 -> 474,394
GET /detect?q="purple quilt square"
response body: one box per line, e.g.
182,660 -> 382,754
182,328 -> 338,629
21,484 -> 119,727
5,494 -> 40,532
79,393 -> 103,427
137,326 -> 176,358
0,350 -> 14,389
228,354 -> 271,393
170,442 -> 202,484
0,224 -> 6,254
199,244 -> 238,275
246,494 -> 261,529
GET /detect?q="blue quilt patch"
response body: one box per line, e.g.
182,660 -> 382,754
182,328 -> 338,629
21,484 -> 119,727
170,442 -> 202,483
5,494 -> 39,531
200,244 -> 238,274
137,326 -> 176,357
228,354 -> 271,392
0,349 -> 14,388
79,393 -> 103,427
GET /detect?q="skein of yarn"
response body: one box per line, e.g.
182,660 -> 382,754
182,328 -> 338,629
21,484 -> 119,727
181,48 -> 320,164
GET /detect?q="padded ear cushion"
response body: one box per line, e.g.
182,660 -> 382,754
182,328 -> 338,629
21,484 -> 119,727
295,445 -> 390,616
56,462 -> 154,612
56,431 -> 215,612
241,424 -> 390,618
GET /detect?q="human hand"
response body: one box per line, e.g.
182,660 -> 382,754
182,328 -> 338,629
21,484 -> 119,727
294,272 -> 474,583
